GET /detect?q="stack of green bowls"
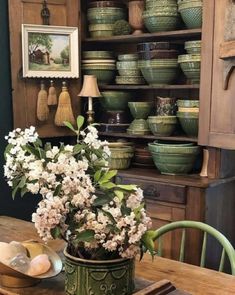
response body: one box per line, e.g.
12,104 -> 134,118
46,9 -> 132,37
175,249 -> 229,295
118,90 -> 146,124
147,116 -> 178,136
178,40 -> 201,84
82,51 -> 116,85
148,140 -> 200,175
87,1 -> 127,38
178,0 -> 202,29
108,145 -> 134,169
143,0 -> 180,33
177,99 -> 199,137
116,54 -> 145,85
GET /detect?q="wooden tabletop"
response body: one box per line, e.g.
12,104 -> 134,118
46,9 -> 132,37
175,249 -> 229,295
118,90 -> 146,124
0,216 -> 235,295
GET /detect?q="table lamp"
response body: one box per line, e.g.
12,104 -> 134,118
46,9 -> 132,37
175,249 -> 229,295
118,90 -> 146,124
78,75 -> 101,124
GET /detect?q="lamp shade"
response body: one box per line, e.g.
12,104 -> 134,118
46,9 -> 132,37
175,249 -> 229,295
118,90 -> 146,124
78,75 -> 101,97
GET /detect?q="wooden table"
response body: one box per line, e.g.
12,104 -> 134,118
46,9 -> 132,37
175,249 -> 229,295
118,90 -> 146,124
0,216 -> 235,295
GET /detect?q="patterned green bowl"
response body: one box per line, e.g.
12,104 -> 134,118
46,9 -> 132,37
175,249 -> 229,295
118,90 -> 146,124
139,67 -> 178,86
118,54 -> 138,61
148,142 -> 199,154
116,61 -> 140,76
89,24 -> 114,37
82,65 -> 116,84
177,99 -> 199,108
87,7 -> 126,24
82,51 -> 114,60
115,75 -> 146,85
147,116 -> 178,136
178,0 -> 202,29
178,54 -> 201,83
146,2 -> 177,10
100,91 -> 132,111
109,146 -> 134,169
150,151 -> 198,175
184,40 -> 201,54
177,115 -> 199,137
143,10 -> 179,32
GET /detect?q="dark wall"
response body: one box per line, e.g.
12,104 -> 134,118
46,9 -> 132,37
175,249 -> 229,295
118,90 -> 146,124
0,0 -> 40,220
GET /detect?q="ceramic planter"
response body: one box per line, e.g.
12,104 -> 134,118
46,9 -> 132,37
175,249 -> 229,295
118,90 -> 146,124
64,249 -> 135,295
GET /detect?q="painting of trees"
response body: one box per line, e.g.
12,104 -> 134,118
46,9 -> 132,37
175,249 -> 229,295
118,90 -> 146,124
28,33 -> 52,55
60,45 -> 70,65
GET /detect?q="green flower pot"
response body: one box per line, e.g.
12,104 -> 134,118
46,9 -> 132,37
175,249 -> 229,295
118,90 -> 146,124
64,249 -> 135,295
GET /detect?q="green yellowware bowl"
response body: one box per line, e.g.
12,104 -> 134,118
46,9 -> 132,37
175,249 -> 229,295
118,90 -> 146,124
127,119 -> 150,135
146,2 -> 177,11
139,67 -> 178,86
100,91 -> 132,111
147,116 -> 178,136
177,115 -> 199,137
115,75 -> 146,85
116,60 -> 141,76
184,40 -> 201,54
87,7 -> 126,24
148,142 -> 199,154
150,151 -> 199,175
153,140 -> 194,146
82,65 -> 116,84
109,146 -> 134,169
178,54 -> 201,84
177,99 -> 199,108
89,24 -> 114,38
178,0 -> 202,29
82,51 -> 114,60
143,10 -> 179,32
128,102 -> 153,119
118,54 -> 138,61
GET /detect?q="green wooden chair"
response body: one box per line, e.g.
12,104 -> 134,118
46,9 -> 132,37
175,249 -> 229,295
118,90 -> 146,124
150,220 -> 235,275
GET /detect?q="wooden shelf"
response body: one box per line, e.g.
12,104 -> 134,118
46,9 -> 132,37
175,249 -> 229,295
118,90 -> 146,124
83,28 -> 202,44
99,132 -> 198,143
99,84 -> 200,90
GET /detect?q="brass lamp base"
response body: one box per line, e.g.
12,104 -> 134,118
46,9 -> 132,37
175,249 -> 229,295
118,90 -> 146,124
86,110 -> 95,125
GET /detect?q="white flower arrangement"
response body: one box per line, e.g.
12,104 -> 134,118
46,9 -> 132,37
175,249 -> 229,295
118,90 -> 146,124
4,116 -> 153,260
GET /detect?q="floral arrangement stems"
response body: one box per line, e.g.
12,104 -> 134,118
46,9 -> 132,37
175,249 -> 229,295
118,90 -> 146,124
4,115 -> 154,261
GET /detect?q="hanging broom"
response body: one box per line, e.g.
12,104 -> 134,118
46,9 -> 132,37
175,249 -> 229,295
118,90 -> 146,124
37,81 -> 49,122
54,81 -> 75,126
48,80 -> 57,106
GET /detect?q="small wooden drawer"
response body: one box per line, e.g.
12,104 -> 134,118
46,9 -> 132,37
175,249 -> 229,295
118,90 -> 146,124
116,176 -> 186,204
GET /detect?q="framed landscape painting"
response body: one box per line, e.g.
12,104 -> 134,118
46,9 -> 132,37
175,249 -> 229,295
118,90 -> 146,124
22,24 -> 79,78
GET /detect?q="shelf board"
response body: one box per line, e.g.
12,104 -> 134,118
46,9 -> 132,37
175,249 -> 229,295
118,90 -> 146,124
99,84 -> 200,90
99,132 -> 198,143
83,28 -> 202,44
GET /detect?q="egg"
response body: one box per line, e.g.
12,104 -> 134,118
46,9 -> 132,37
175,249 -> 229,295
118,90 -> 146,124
27,254 -> 51,276
0,242 -> 27,265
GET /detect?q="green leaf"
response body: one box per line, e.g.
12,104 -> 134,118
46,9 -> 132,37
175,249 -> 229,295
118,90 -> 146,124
4,143 -> 13,159
133,203 -> 145,221
121,205 -> 131,216
36,138 -> 43,147
141,230 -> 156,257
100,209 -> 116,224
63,121 -> 76,132
94,169 -> 102,182
99,170 -> 117,184
24,145 -> 40,159
114,190 -> 124,202
12,184 -> 19,200
93,194 -> 113,207
100,182 -> 116,190
76,116 -> 85,130
51,226 -> 61,239
20,186 -> 28,198
44,142 -> 52,152
54,184 -> 62,196
117,184 -> 137,191
73,144 -> 83,155
76,229 -> 95,242
18,176 -> 26,188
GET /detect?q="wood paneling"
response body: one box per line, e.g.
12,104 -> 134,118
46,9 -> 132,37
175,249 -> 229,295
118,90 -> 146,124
8,0 -> 81,137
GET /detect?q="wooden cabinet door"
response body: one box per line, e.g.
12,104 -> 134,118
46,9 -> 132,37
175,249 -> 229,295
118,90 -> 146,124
199,0 -> 235,149
8,0 -> 81,137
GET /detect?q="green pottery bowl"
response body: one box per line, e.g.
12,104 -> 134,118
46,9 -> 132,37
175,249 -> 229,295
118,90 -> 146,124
118,54 -> 138,61
115,75 -> 146,85
100,91 -> 132,111
139,67 -> 178,86
127,119 -> 150,135
143,10 -> 179,32
82,51 -> 114,60
147,116 -> 177,136
128,102 -> 153,119
89,24 -> 114,38
178,0 -> 202,29
178,54 -> 201,83
177,99 -> 199,108
150,151 -> 198,174
82,65 -> 116,84
87,7 -> 126,24
177,116 -> 199,137
148,142 -> 199,154
109,146 -> 134,169
184,40 -> 201,54
153,140 -> 194,146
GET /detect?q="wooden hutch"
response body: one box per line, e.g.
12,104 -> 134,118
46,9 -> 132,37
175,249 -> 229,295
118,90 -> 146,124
8,0 -> 235,268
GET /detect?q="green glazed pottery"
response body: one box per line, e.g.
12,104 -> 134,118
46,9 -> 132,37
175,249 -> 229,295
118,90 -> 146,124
148,142 -> 199,154
64,249 -> 135,295
178,54 -> 201,84
177,99 -> 199,108
184,40 -> 201,54
109,146 -> 134,169
127,119 -> 150,135
178,0 -> 203,29
147,116 -> 177,136
82,64 -> 116,84
177,115 -> 199,137
128,102 -> 152,119
82,51 -> 114,60
89,24 -> 114,37
87,7 -> 126,24
118,54 -> 138,61
143,10 -> 179,32
156,96 -> 177,116
116,61 -> 141,76
115,75 -> 146,85
152,140 -> 194,146
100,91 -> 132,111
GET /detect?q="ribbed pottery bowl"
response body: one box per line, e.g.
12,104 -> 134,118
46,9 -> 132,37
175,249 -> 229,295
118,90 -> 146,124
178,54 -> 201,84
116,61 -> 140,76
89,24 -> 114,37
143,10 -> 179,32
184,40 -> 201,54
109,146 -> 134,169
100,91 -> 132,111
178,0 -> 203,29
82,51 -> 114,60
146,1 -> 178,11
118,54 -> 138,61
87,7 -> 126,24
88,1 -> 125,8
137,41 -> 178,51
128,102 -> 153,119
177,99 -> 199,108
82,64 -> 116,84
138,59 -> 178,85
148,142 -> 199,154
177,111 -> 199,137
147,116 -> 178,136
